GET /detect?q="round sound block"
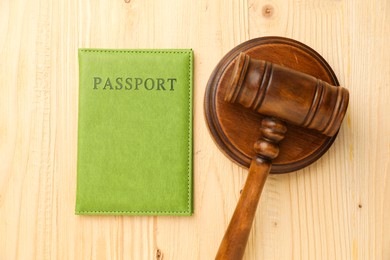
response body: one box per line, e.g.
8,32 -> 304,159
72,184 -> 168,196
204,37 -> 340,173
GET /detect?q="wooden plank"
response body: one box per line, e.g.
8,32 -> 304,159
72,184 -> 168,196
0,0 -> 389,259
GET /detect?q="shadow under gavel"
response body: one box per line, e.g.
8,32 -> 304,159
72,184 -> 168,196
216,53 -> 349,260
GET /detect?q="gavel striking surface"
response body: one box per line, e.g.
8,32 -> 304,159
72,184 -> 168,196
204,36 -> 341,173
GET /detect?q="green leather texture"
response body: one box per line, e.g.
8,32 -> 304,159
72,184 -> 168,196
76,49 -> 193,216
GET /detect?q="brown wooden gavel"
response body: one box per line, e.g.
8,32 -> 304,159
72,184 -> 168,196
216,53 -> 349,260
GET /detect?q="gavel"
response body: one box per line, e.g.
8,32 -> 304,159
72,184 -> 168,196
215,53 -> 349,259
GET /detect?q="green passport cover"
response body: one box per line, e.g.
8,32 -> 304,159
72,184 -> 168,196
76,49 -> 193,216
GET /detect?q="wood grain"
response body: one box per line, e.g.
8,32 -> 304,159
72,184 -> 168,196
0,0 -> 389,259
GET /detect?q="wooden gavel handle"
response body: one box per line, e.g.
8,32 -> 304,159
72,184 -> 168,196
215,157 -> 271,260
215,118 -> 287,260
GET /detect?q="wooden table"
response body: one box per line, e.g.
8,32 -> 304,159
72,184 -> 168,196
1,0 -> 389,259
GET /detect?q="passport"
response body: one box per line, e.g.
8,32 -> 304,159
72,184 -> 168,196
76,49 -> 193,215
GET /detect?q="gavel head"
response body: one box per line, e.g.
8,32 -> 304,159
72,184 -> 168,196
225,53 -> 349,136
